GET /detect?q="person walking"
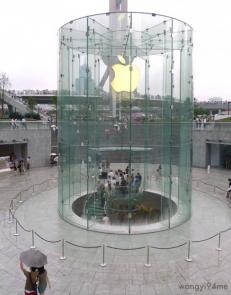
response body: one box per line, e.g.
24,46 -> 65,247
37,266 -> 51,295
20,259 -> 39,295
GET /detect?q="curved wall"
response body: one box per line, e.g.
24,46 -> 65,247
58,12 -> 193,233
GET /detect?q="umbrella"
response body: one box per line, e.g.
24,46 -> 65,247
20,249 -> 47,268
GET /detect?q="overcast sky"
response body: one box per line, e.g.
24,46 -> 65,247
0,0 -> 230,100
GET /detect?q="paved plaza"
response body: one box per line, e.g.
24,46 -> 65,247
1,167 -> 231,295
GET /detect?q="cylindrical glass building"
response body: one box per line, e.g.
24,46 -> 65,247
58,12 -> 193,234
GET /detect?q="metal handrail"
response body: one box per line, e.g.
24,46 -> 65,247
65,241 -> 101,249
151,242 -> 187,250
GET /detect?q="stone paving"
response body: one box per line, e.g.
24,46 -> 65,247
0,167 -> 231,295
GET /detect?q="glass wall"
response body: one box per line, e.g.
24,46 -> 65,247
58,12 -> 193,234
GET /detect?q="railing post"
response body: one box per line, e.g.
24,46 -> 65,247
19,192 -> 23,203
7,209 -> 13,223
60,239 -> 66,260
10,200 -> 14,211
145,245 -> 151,267
216,232 -> 222,251
86,209 -> 89,230
13,219 -> 20,236
100,244 -> 106,267
185,240 -> 192,262
30,230 -> 36,249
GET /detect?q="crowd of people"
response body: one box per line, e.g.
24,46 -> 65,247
9,152 -> 30,174
97,165 -> 142,209
10,118 -> 27,129
95,165 -> 143,225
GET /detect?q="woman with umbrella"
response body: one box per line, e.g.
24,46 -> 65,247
20,249 -> 50,295
20,259 -> 39,295
37,266 -> 51,295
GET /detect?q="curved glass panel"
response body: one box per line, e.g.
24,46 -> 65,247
58,12 -> 193,234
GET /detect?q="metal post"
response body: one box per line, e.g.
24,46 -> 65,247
86,209 -> 89,230
13,219 -> 20,236
30,230 -> 36,249
216,232 -> 222,251
7,209 -> 13,223
100,244 -> 106,267
19,192 -> 23,203
185,240 -> 192,262
10,199 -> 14,210
128,213 -> 131,234
60,239 -> 66,260
145,245 -> 151,267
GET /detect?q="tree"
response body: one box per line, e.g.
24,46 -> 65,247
27,96 -> 36,112
0,72 -> 11,117
194,107 -> 209,117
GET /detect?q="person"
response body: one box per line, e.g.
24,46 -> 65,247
108,169 -> 114,179
102,214 -> 110,225
17,160 -> 23,174
99,184 -> 106,208
27,156 -> 31,170
226,178 -> 231,199
22,117 -> 27,129
37,266 -> 51,295
53,155 -> 58,165
120,177 -> 128,195
156,164 -> 162,179
11,118 -> 15,129
20,259 -> 39,295
98,166 -> 102,177
133,173 -> 141,193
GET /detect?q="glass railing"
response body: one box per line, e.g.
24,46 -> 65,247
0,120 -> 51,130
193,121 -> 231,130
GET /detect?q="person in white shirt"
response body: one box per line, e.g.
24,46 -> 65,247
108,170 -> 114,179
102,214 -> 110,225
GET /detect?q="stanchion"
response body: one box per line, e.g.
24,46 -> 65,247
185,240 -> 192,262
216,232 -> 222,251
86,209 -> 89,230
10,200 -> 14,210
145,245 -> 151,267
7,209 -> 13,224
60,239 -> 66,260
13,219 -> 20,236
100,244 -> 106,267
30,230 -> 36,249
19,192 -> 23,203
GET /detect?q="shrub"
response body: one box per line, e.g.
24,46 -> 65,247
9,112 -> 23,120
24,112 -> 41,120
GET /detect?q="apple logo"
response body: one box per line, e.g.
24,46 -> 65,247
111,55 -> 140,93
